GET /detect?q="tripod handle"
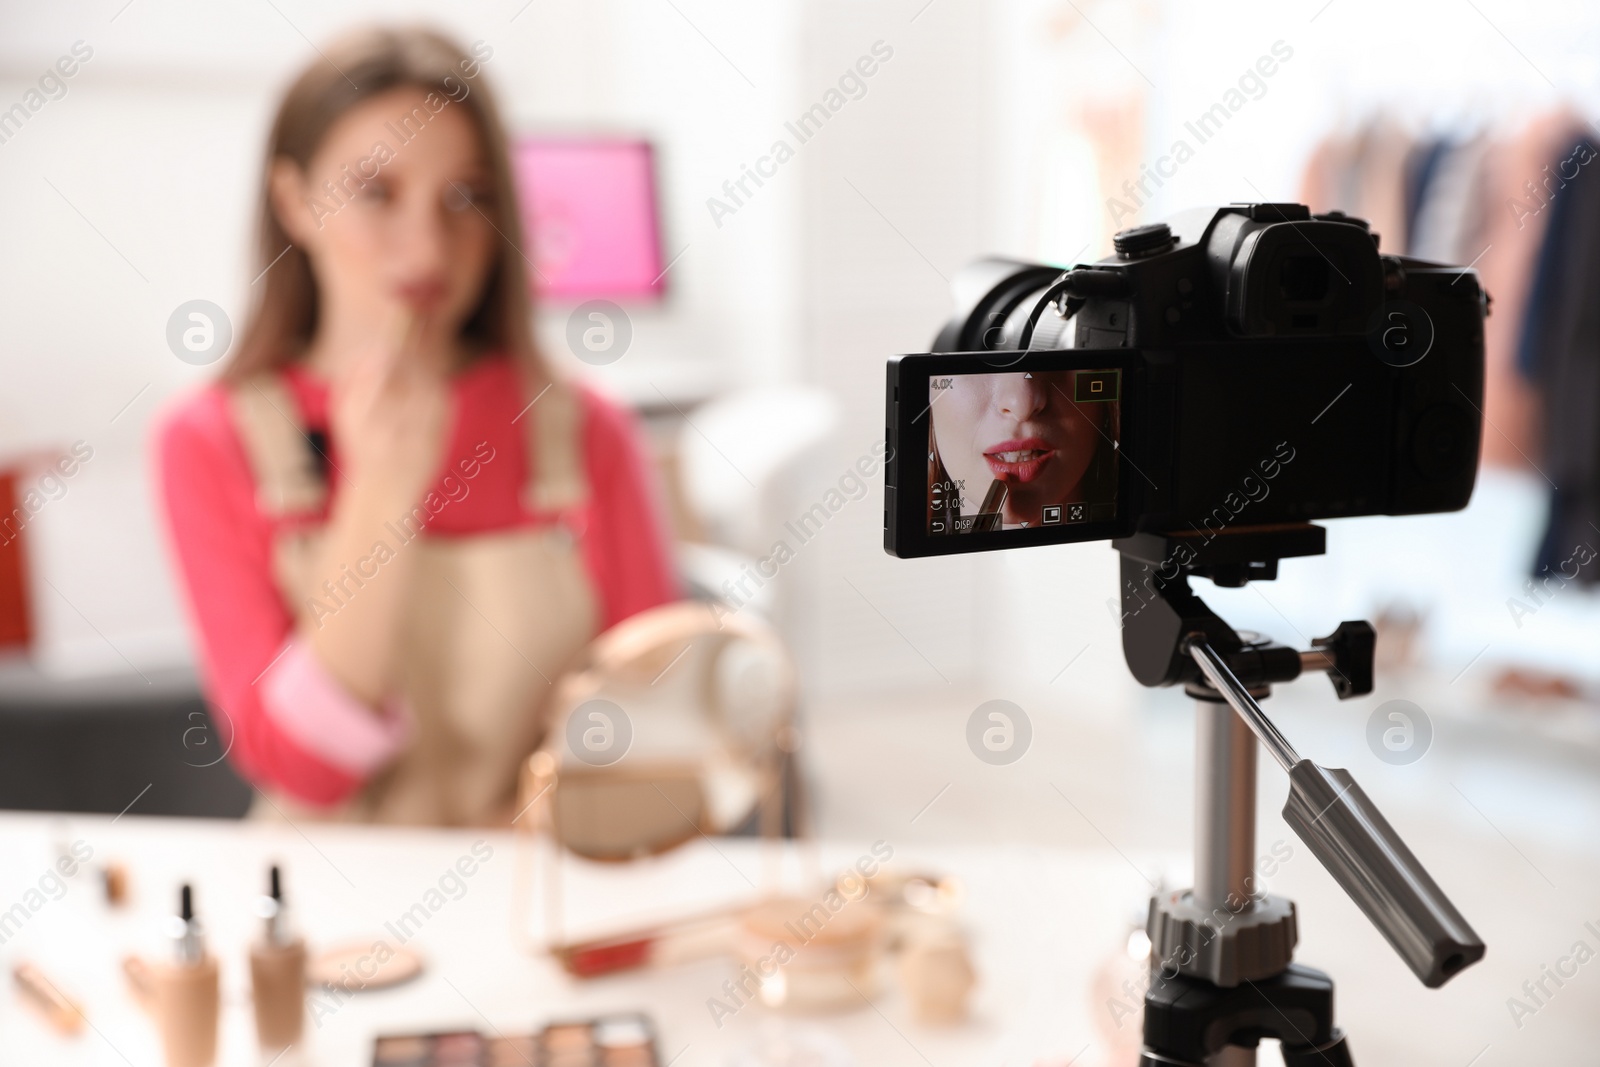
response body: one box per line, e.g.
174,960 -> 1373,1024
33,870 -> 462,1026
1187,637 -> 1485,988
1188,639 -> 1301,770
1283,761 -> 1485,987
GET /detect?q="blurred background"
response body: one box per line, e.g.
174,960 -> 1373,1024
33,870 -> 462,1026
3,0 -> 1600,1063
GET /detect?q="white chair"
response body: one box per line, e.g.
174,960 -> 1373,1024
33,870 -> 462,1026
673,385 -> 842,620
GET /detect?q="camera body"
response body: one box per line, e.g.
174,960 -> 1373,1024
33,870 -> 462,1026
884,202 -> 1486,558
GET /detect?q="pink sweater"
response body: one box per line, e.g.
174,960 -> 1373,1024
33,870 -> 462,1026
154,356 -> 679,807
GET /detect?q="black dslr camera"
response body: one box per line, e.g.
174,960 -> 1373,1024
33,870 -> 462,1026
882,206 -> 1495,1055
883,202 -> 1487,557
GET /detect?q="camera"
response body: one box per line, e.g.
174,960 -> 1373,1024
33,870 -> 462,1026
884,202 -> 1487,558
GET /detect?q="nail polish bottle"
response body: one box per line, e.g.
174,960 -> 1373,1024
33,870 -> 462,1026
153,884 -> 220,1067
250,864 -> 307,1054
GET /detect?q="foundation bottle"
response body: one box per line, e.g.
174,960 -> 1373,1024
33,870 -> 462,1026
250,864 -> 307,1053
153,884 -> 220,1067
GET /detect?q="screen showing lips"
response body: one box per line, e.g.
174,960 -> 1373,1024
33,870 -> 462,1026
926,368 -> 1120,534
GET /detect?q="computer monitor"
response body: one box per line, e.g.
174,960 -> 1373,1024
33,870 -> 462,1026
512,136 -> 667,301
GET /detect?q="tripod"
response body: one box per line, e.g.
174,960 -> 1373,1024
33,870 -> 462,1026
1114,525 -> 1485,1067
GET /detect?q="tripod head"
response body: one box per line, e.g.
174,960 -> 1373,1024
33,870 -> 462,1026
1115,524 -> 1484,989
1114,524 -> 1373,698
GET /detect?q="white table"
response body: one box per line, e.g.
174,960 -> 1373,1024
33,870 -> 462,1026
2,810 -> 1590,1066
0,813 -> 1152,1067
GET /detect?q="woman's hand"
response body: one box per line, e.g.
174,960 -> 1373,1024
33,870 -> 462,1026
306,313 -> 453,707
330,314 -> 451,512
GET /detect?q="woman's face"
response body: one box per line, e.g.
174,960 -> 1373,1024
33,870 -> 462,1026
272,86 -> 498,345
930,370 -> 1106,526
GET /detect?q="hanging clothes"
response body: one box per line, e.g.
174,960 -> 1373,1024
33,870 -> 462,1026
1472,112 -> 1582,472
1300,119 -> 1416,254
1403,136 -> 1455,250
1409,134 -> 1491,266
1516,129 -> 1600,583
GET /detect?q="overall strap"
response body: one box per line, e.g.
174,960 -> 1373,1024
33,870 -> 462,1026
521,373 -> 590,515
229,376 -> 327,517
231,364 -> 585,518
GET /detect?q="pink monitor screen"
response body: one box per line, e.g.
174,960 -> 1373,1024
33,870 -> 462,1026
513,137 -> 666,301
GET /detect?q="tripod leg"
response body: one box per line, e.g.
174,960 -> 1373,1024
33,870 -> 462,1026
1142,1036 -> 1354,1067
1142,965 -> 1351,1067
1281,1030 -> 1354,1067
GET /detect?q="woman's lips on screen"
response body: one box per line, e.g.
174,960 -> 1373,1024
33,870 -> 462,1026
394,279 -> 448,311
983,436 -> 1055,483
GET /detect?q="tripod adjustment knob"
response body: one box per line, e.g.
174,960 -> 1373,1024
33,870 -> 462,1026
1147,890 -> 1298,987
1311,621 -> 1375,699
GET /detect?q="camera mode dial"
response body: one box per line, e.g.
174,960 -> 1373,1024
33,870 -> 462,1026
1113,222 -> 1175,259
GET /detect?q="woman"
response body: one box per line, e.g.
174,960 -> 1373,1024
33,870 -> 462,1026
155,27 -> 678,825
928,368 -> 1118,531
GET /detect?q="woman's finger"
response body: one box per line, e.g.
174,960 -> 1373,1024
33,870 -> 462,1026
387,307 -> 419,353
370,311 -> 418,395
339,334 -> 395,399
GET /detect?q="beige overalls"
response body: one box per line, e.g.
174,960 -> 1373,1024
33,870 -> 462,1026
229,368 -> 601,826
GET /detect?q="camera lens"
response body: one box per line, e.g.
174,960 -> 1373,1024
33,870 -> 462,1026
1279,255 -> 1330,302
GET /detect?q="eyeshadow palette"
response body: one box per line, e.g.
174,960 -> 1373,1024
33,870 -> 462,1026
372,1013 -> 660,1067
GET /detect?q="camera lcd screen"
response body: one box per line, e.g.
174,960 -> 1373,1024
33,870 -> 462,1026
926,367 -> 1121,535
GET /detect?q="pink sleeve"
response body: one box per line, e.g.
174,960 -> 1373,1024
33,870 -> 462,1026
153,391 -> 399,806
578,388 -> 682,630
259,641 -> 411,777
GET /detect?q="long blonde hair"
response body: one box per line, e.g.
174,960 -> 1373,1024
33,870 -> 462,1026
225,25 -> 540,381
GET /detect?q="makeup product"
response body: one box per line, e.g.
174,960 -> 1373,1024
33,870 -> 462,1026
586,1014 -> 659,1067
12,962 -> 85,1035
370,1012 -> 661,1067
737,896 -> 884,1012
897,924 -> 976,1025
867,869 -> 965,952
970,479 -> 1008,532
152,884 -> 220,1067
250,864 -> 307,1053
122,955 -> 154,1010
553,905 -> 742,978
309,939 -> 425,992
102,861 -> 130,907
371,1030 -> 484,1067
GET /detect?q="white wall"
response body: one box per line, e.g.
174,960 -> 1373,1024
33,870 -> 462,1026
5,0 -> 1600,696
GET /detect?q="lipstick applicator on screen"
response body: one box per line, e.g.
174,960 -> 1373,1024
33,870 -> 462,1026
970,479 -> 1009,532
